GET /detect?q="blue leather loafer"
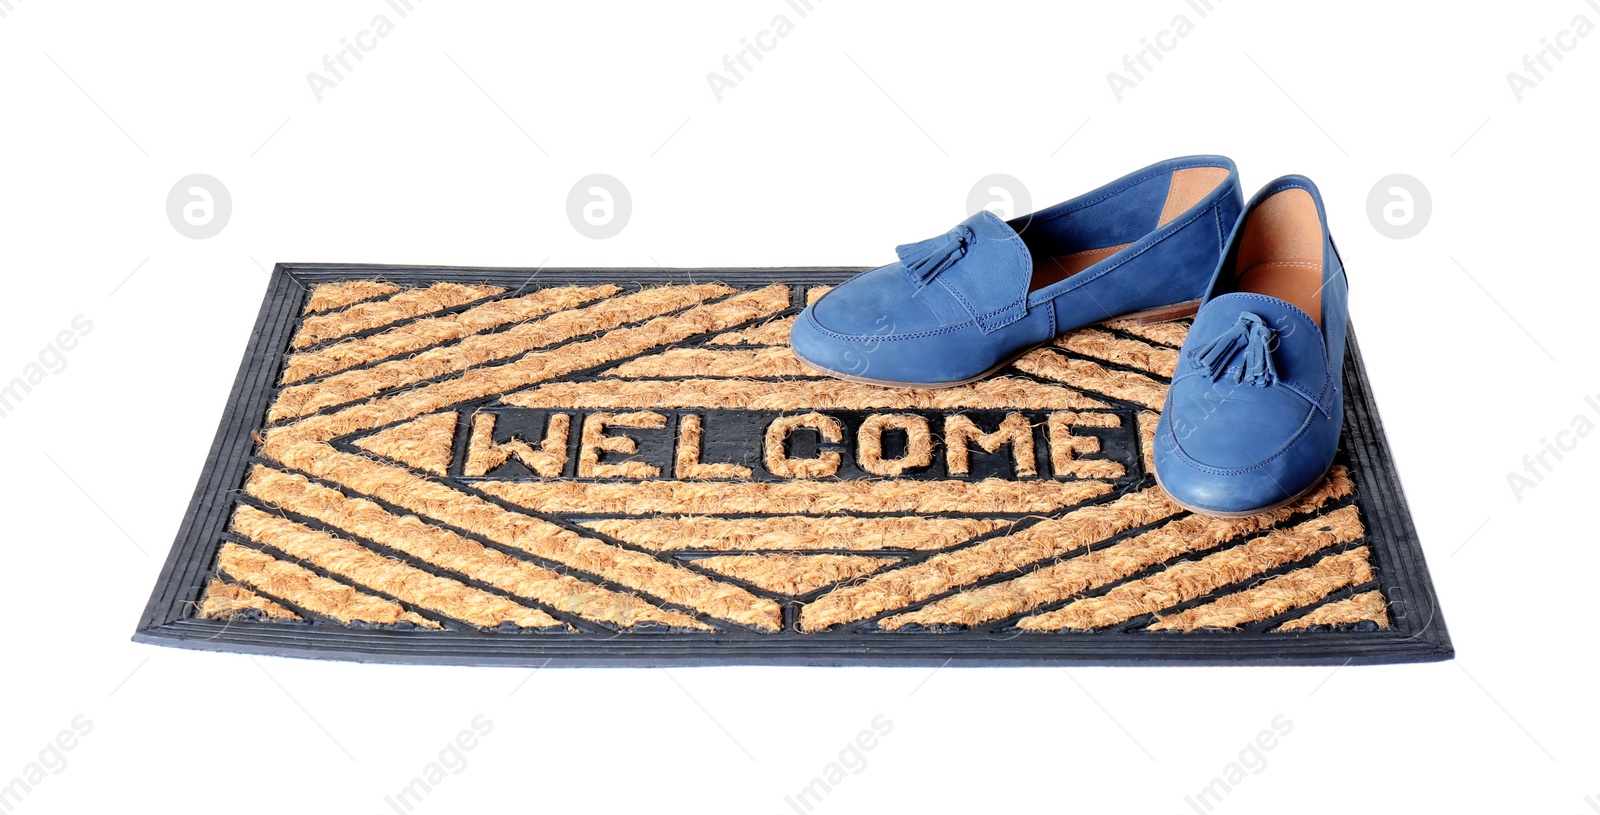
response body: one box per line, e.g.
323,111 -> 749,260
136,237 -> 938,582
790,156 -> 1243,387
1153,175 -> 1350,517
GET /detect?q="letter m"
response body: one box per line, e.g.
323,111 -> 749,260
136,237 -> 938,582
944,412 -> 1037,477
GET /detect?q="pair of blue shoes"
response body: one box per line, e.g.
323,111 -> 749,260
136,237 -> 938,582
789,156 -> 1349,517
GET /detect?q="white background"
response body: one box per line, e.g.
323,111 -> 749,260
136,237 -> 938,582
2,1 -> 1597,812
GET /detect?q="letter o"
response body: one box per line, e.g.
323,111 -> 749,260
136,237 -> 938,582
857,414 -> 933,476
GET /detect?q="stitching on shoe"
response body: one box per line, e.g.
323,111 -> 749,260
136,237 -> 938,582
936,276 -> 1025,330
1158,404 -> 1322,476
1055,247 -> 1121,260
975,301 -> 1026,331
1171,366 -> 1323,408
929,211 -> 1029,328
801,308 -> 971,341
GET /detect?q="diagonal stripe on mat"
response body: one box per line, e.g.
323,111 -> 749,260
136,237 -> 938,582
878,467 -> 1353,630
232,505 -> 565,630
216,542 -> 440,629
196,577 -> 302,622
244,465 -> 709,630
799,486 -> 1183,632
281,284 -> 621,384
1275,590 -> 1391,631
1010,349 -> 1168,409
270,283 -> 736,421
581,516 -> 1011,552
606,346 -> 823,379
696,281 -> 826,347
303,280 -> 402,314
1018,504 -> 1366,631
1054,329 -> 1180,379
1148,546 -> 1375,631
706,316 -> 795,346
290,283 -> 506,349
1100,317 -> 1191,348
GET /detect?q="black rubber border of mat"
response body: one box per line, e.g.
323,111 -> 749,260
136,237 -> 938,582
133,263 -> 1453,667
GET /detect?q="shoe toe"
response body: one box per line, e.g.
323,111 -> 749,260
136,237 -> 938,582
1153,408 -> 1332,515
1154,438 -> 1295,515
1163,385 -> 1310,470
789,264 -> 970,383
788,305 -> 859,377
809,264 -> 946,337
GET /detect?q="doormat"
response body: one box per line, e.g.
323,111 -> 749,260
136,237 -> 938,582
134,264 -> 1452,666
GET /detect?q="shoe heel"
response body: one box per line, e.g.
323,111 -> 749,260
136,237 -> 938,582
1106,299 -> 1201,325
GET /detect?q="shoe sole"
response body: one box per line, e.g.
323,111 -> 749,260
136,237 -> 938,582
793,299 -> 1202,390
1151,458 -> 1336,518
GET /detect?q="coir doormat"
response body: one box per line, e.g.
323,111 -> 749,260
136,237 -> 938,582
135,264 -> 1451,666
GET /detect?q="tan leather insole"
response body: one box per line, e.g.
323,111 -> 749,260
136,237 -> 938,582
1032,243 -> 1129,288
1233,188 -> 1323,326
1030,166 -> 1229,292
